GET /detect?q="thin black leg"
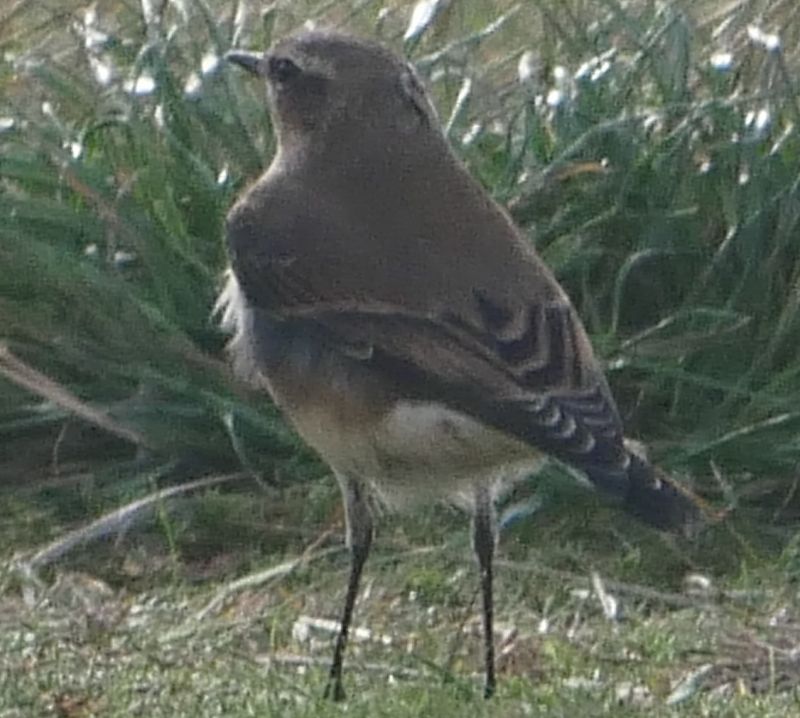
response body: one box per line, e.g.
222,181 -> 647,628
472,485 -> 497,699
324,475 -> 373,701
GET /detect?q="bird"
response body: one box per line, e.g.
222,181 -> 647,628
217,31 -> 701,701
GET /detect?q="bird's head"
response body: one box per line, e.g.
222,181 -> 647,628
226,31 -> 439,153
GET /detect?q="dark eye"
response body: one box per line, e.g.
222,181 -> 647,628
268,56 -> 302,84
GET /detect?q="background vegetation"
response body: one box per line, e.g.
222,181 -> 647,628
1,0 -> 799,715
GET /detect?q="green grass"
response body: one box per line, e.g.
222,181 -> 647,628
2,510 -> 800,716
2,0 -> 800,714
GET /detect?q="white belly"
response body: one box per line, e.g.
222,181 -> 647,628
293,399 -> 542,509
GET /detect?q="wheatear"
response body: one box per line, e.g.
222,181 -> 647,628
219,31 -> 700,700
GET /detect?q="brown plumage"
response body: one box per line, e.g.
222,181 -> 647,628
219,31 -> 701,700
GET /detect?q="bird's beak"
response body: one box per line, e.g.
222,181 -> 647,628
225,50 -> 267,77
